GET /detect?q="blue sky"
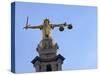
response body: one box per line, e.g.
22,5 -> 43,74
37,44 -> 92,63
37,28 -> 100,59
14,2 -> 97,73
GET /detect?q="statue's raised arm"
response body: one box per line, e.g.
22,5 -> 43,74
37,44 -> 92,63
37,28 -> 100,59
24,16 -> 43,30
24,25 -> 42,30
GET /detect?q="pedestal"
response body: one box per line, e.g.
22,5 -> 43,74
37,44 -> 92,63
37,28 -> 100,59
31,38 -> 65,72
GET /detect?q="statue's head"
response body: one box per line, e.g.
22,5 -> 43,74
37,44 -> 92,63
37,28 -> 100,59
44,18 -> 50,25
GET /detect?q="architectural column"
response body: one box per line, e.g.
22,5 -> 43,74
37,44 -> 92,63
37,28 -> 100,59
35,65 -> 40,72
58,63 -> 62,71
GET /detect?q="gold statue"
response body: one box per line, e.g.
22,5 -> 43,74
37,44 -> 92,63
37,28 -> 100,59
24,17 -> 72,39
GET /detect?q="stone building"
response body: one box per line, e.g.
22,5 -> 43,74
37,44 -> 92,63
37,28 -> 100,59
31,38 -> 65,72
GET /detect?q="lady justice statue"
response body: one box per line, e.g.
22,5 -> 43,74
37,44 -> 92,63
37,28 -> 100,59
24,17 -> 72,49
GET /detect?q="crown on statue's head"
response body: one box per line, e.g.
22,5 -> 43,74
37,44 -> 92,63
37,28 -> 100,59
44,18 -> 50,23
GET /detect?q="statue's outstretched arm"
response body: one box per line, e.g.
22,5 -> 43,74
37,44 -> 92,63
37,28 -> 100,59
24,16 -> 43,30
52,22 -> 73,30
52,22 -> 67,28
24,25 -> 43,30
